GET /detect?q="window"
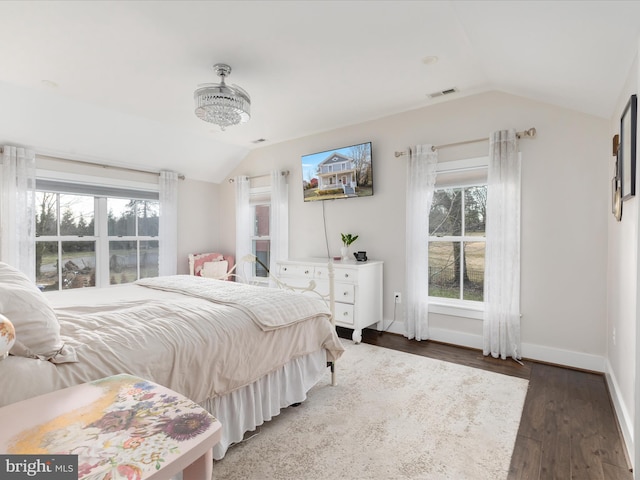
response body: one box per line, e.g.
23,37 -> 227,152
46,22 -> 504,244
107,198 -> 159,285
35,178 -> 159,291
429,185 -> 486,301
252,203 -> 270,278
35,192 -> 97,290
428,157 -> 487,307
235,171 -> 288,285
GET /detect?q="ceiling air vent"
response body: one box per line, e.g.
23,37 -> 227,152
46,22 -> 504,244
428,87 -> 458,99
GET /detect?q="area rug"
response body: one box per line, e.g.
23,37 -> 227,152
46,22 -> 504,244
211,341 -> 528,480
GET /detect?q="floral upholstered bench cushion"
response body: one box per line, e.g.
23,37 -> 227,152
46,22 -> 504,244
0,374 -> 222,480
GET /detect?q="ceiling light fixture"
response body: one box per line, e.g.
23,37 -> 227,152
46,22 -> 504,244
194,63 -> 251,131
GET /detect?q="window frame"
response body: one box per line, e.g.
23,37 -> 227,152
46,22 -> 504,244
35,169 -> 160,291
428,157 -> 488,319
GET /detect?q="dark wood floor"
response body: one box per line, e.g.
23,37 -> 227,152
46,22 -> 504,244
337,327 -> 633,480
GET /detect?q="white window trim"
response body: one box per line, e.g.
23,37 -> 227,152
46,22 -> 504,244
36,168 -> 160,192
436,156 -> 488,174
428,298 -> 484,320
36,169 -> 159,193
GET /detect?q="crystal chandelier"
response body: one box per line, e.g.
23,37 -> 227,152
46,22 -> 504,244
194,64 -> 251,131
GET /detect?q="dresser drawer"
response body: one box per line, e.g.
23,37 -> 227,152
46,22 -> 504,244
279,264 -> 313,279
334,302 -> 354,326
334,267 -> 357,283
334,283 -> 355,304
314,266 -> 357,284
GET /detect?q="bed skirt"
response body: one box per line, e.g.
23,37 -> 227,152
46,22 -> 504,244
201,348 -> 329,460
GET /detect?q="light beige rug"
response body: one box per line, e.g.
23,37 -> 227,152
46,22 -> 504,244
211,341 -> 528,480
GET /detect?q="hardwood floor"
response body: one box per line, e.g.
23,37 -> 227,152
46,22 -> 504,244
337,327 -> 633,480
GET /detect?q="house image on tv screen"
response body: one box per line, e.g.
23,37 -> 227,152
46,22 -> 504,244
301,142 -> 373,202
318,152 -> 358,194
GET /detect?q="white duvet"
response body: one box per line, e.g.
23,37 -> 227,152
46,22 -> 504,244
136,275 -> 332,331
0,277 -> 344,408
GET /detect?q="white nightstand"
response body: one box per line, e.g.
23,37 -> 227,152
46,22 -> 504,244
277,258 -> 383,343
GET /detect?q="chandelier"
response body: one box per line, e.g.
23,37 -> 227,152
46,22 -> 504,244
194,63 -> 251,130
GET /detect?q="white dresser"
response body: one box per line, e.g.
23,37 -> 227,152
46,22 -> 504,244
276,258 -> 383,343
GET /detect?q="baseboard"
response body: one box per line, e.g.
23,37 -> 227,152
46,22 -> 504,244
378,321 -> 606,372
604,359 -> 635,471
520,342 -> 605,373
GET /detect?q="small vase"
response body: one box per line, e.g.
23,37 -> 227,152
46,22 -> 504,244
340,246 -> 349,261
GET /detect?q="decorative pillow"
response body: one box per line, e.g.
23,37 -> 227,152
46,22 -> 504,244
192,253 -> 224,276
202,260 -> 229,279
0,262 -> 76,363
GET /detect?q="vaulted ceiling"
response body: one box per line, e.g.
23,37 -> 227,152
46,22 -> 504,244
1,1 -> 639,182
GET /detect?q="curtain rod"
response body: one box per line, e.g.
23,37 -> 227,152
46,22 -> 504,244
394,128 -> 537,157
228,170 -> 290,183
0,149 -> 185,180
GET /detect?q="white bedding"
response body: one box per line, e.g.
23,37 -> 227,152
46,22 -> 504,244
136,275 -> 332,331
0,278 -> 344,410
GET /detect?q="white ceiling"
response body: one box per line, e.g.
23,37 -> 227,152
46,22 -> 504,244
0,0 -> 639,182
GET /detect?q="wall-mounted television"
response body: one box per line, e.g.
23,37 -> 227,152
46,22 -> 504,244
300,141 -> 373,202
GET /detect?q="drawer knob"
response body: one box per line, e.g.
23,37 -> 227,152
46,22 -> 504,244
344,274 -> 349,278
283,267 -> 288,271
304,270 -> 309,274
343,291 -> 349,296
343,311 -> 349,316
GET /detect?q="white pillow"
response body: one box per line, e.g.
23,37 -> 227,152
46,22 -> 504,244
0,262 -> 76,362
202,260 -> 229,279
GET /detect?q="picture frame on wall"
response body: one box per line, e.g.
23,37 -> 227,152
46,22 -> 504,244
620,94 -> 637,201
612,176 -> 617,215
613,176 -> 622,221
612,135 -> 623,221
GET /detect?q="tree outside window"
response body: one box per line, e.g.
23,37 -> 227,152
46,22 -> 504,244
428,185 -> 486,301
35,192 -> 159,290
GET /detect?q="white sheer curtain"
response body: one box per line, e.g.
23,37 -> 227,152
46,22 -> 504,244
158,170 -> 178,276
483,129 -> 522,360
234,176 -> 252,283
0,146 -> 36,281
269,170 -> 289,287
405,145 -> 438,341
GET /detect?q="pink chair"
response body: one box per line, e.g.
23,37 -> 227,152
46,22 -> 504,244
188,253 -> 235,280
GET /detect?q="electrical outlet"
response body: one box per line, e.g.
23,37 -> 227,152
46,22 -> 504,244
394,292 -> 401,304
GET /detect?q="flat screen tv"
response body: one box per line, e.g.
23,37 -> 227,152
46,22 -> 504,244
301,141 -> 373,202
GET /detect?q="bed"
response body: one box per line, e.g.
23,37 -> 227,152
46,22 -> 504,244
0,262 -> 344,460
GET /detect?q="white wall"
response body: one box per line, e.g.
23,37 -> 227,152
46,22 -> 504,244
605,40 -> 640,474
176,178 -> 221,274
606,51 -> 638,469
218,90 -> 609,371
